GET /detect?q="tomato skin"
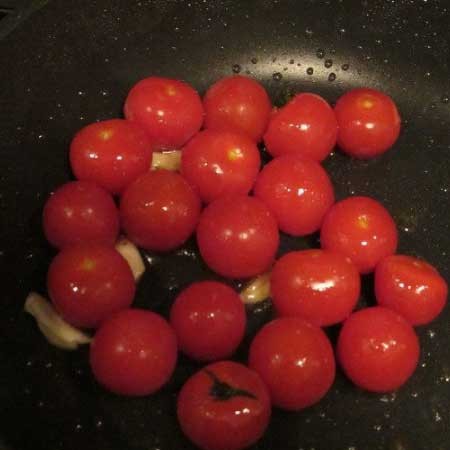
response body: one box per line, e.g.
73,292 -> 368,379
43,181 -> 119,249
90,309 -> 177,396
170,281 -> 246,362
197,195 -> 279,279
120,170 -> 201,252
181,130 -> 261,203
203,75 -> 272,142
334,88 -> 401,159
375,255 -> 448,325
248,318 -> 335,410
263,93 -> 338,161
320,196 -> 398,274
271,250 -> 360,326
337,306 -> 419,392
253,155 -> 334,236
47,244 -> 135,328
70,119 -> 153,195
177,361 -> 271,450
124,77 -> 204,149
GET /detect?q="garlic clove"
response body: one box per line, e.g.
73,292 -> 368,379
24,292 -> 91,350
240,272 -> 271,305
115,236 -> 145,282
151,150 -> 182,171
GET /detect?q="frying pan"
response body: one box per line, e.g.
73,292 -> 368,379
1,1 -> 449,449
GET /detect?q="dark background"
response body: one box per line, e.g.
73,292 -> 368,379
0,1 -> 449,449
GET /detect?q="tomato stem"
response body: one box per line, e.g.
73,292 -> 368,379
204,369 -> 256,401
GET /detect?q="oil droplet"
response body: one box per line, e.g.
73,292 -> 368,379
341,63 -> 350,70
250,57 -> 258,64
324,59 -> 333,68
232,64 -> 241,73
328,73 -> 336,82
316,49 -> 325,59
272,72 -> 283,81
306,67 -> 314,75
441,95 -> 449,104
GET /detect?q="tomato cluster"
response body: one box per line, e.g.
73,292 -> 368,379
38,74 -> 448,450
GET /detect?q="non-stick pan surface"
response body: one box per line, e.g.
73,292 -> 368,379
0,1 -> 449,449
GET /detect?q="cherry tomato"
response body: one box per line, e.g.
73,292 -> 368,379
320,196 -> 398,274
337,306 -> 420,392
170,281 -> 246,362
271,250 -> 360,326
177,361 -> 271,450
47,244 -> 135,328
203,75 -> 272,142
197,195 -> 279,279
263,93 -> 338,161
334,88 -> 401,159
253,155 -> 335,236
90,309 -> 177,396
124,77 -> 204,149
181,130 -> 261,203
70,119 -> 153,195
375,255 -> 448,325
120,170 -> 201,252
248,317 -> 335,410
43,180 -> 119,249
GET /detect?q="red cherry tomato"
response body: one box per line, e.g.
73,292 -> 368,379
181,130 -> 261,203
253,155 -> 334,236
47,244 -> 135,328
334,88 -> 401,159
43,181 -> 119,249
70,119 -> 153,195
375,255 -> 448,325
170,281 -> 246,362
248,317 -> 335,410
177,361 -> 271,450
203,75 -> 272,142
120,170 -> 201,252
90,309 -> 177,396
124,77 -> 204,149
271,250 -> 360,326
197,195 -> 279,279
320,196 -> 398,274
263,93 -> 338,161
337,306 -> 420,392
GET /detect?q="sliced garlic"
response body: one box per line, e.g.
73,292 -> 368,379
151,150 -> 182,171
115,236 -> 146,282
240,272 -> 271,305
24,292 -> 91,350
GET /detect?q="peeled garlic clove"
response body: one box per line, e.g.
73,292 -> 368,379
24,292 -> 91,350
151,150 -> 181,171
240,272 -> 271,305
115,236 -> 145,282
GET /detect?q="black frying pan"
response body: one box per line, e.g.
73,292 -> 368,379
1,1 -> 449,449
